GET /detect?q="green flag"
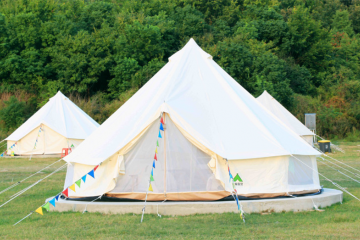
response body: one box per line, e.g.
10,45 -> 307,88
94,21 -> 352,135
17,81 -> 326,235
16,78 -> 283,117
43,202 -> 50,211
157,140 -> 159,147
75,179 -> 81,188
150,175 -> 154,182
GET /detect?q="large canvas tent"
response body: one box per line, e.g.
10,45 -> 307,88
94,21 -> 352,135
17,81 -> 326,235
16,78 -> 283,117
5,91 -> 99,156
257,91 -> 315,146
63,39 -> 321,201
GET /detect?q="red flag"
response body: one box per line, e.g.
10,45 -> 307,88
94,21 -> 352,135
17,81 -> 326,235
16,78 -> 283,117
160,117 -> 164,124
94,165 -> 99,171
62,188 -> 69,198
154,153 -> 157,161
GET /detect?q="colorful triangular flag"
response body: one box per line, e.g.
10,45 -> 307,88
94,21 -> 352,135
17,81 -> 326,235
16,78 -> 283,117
81,175 -> 87,183
157,140 -> 159,147
235,195 -> 240,210
154,153 -> 157,161
160,123 -> 164,131
150,175 -> 154,182
160,117 -> 164,124
75,179 -> 81,188
153,160 -> 155,168
158,131 -> 162,138
35,207 -> 43,215
62,188 -> 69,198
155,147 -> 158,154
69,184 -> 76,192
49,198 -> 56,207
43,202 -> 50,211
71,144 -> 74,148
148,183 -> 153,192
55,195 -> 59,201
94,165 -> 99,172
151,168 -> 153,176
88,170 -> 95,178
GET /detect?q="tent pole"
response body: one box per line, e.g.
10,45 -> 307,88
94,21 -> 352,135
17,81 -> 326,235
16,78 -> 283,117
163,113 -> 167,198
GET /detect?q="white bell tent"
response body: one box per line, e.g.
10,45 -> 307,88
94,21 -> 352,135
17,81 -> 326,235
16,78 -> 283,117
257,91 -> 315,146
63,39 -> 321,201
5,91 -> 99,156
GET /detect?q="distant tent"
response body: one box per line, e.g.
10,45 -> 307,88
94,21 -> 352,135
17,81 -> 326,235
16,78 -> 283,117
257,91 -> 314,146
5,91 -> 99,156
63,39 -> 320,201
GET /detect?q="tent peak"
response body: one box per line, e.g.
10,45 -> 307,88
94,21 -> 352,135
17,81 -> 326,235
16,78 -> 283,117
169,38 -> 212,62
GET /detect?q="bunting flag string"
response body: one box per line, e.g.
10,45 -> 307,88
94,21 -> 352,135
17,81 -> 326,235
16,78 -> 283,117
14,164 -> 100,226
0,141 -> 18,158
29,124 -> 44,160
226,159 -> 245,223
141,114 -> 165,223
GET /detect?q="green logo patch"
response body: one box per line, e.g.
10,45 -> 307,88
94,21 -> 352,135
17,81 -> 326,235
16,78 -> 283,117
234,173 -> 243,187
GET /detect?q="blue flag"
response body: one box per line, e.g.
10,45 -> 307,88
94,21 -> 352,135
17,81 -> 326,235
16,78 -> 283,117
55,195 -> 59,201
82,175 -> 87,183
88,170 -> 95,178
151,168 -> 153,176
153,160 -> 155,168
49,198 -> 56,207
160,123 -> 164,131
235,195 -> 240,210
158,131 -> 162,138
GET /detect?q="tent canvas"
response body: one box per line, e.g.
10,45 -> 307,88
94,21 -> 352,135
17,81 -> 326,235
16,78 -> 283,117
257,91 -> 315,146
5,91 -> 100,155
63,39 -> 321,200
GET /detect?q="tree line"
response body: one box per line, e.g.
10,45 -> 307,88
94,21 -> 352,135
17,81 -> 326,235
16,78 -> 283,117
0,0 -> 359,140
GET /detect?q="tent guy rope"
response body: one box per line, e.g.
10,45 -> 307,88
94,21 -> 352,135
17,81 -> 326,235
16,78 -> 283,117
0,163 -> 67,209
318,156 -> 360,179
291,155 -> 360,202
0,158 -> 63,196
317,158 -> 360,184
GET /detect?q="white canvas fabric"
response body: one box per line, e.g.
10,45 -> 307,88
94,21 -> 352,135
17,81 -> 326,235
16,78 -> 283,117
64,39 -> 319,166
257,91 -> 314,144
63,39 -> 321,199
5,91 -> 99,155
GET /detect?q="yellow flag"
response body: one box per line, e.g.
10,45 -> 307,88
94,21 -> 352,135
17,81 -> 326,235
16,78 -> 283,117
69,184 -> 76,192
35,207 -> 43,215
148,184 -> 153,192
155,148 -> 158,154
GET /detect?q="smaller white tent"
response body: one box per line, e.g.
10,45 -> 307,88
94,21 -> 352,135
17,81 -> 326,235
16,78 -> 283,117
257,91 -> 314,145
5,91 -> 100,155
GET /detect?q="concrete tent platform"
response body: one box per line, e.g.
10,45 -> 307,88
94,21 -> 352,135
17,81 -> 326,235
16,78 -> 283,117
48,188 -> 342,216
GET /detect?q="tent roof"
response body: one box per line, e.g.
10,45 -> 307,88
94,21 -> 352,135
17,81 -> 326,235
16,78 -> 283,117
257,91 -> 314,137
6,91 -> 99,141
64,39 -> 320,165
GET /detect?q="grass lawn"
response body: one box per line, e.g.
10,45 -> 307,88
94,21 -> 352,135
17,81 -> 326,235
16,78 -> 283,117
0,142 -> 360,239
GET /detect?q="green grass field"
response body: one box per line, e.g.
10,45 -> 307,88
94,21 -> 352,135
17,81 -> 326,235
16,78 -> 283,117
0,143 -> 360,239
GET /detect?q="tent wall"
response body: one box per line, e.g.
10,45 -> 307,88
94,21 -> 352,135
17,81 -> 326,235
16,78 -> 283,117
64,114 -> 320,200
7,124 -> 84,155
301,135 -> 314,146
224,155 -> 320,198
